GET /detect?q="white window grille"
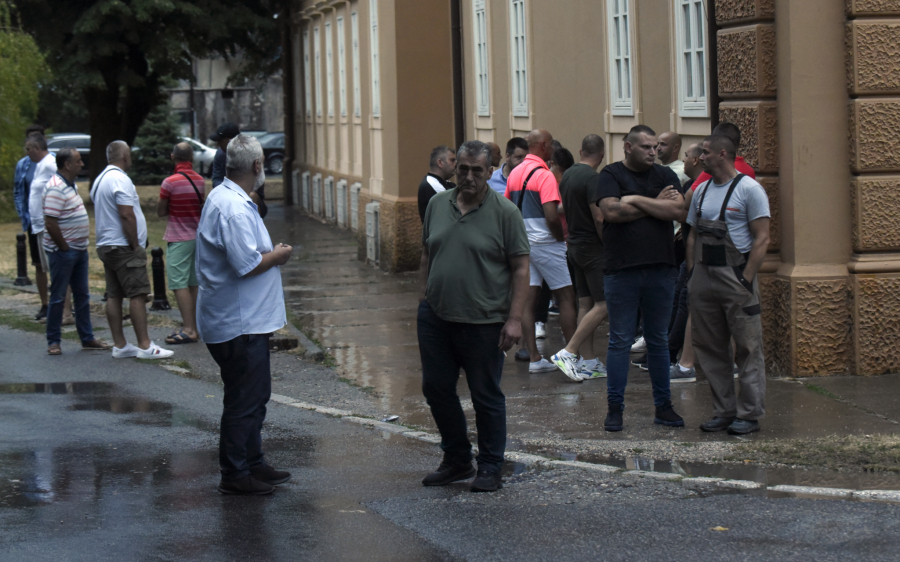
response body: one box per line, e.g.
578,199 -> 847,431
352,12 -> 361,117
336,179 -> 348,227
607,0 -> 634,116
474,0 -> 490,117
350,182 -> 361,231
303,30 -> 312,117
369,0 -> 381,117
509,0 -> 528,117
325,21 -> 335,118
314,25 -> 323,117
337,16 -> 348,117
325,176 -> 335,220
674,0 -> 709,117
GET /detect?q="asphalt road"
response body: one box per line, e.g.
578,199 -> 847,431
1,325 -> 899,562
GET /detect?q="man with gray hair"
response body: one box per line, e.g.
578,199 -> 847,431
92,140 -> 173,359
418,139 -> 530,493
417,145 -> 457,222
196,133 -> 294,495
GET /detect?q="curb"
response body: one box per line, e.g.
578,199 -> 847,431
268,393 -> 900,505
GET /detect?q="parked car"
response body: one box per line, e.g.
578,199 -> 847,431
181,137 -> 216,177
260,132 -> 285,174
46,133 -> 91,176
243,130 -> 269,139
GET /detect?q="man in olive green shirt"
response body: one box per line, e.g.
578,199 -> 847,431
418,140 -> 530,493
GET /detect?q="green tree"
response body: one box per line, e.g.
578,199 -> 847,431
0,1 -> 49,194
13,0 -> 284,181
131,101 -> 180,185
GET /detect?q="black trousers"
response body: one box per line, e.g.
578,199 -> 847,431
207,334 -> 272,481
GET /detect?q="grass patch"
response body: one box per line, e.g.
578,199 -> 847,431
0,308 -> 79,340
803,383 -> 842,401
737,434 -> 900,473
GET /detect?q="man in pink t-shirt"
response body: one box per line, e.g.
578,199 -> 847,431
505,129 -> 577,375
157,142 -> 205,344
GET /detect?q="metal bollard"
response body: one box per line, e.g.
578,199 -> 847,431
149,247 -> 171,311
14,233 -> 32,286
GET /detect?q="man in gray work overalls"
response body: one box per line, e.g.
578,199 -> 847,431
686,135 -> 771,435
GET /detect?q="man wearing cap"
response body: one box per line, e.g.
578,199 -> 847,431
210,123 -> 267,218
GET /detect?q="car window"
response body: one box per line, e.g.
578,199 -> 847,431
74,138 -> 90,149
262,135 -> 284,148
48,140 -> 65,149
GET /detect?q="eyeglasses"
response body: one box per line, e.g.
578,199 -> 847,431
457,165 -> 486,178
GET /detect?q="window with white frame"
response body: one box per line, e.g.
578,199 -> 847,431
369,0 -> 381,117
303,29 -> 312,117
337,16 -> 348,117
607,0 -> 633,116
509,0 -> 528,117
314,25 -> 323,117
474,0 -> 490,117
351,12 -> 361,117
325,21 -> 335,118
674,0 -> 708,117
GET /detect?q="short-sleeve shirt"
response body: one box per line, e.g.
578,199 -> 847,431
687,175 -> 771,254
487,165 -> 509,195
195,178 -> 286,344
160,162 -> 205,242
691,156 -> 756,190
559,163 -> 600,246
593,162 -> 680,273
29,153 -> 57,234
42,173 -> 90,252
91,165 -> 148,248
422,187 -> 530,324
504,154 -> 560,245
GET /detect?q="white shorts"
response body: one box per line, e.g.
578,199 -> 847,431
529,242 -> 572,290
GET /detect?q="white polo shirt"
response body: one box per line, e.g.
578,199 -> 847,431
91,165 -> 148,248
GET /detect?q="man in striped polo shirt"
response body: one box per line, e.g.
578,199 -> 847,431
42,148 -> 109,355
157,142 -> 204,344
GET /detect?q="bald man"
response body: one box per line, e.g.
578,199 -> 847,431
157,142 -> 206,344
486,142 -> 502,168
657,132 -> 689,186
504,129 -> 577,375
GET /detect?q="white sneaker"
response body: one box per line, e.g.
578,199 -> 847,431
529,358 -> 558,373
579,361 -> 608,380
136,342 -> 174,359
551,350 -> 581,382
111,343 -> 140,359
535,322 -> 546,339
631,336 -> 646,353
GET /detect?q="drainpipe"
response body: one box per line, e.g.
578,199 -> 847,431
707,0 -> 720,129
450,0 -> 465,149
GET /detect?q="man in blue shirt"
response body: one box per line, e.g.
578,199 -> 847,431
196,134 -> 293,495
13,125 -> 50,319
487,137 -> 528,195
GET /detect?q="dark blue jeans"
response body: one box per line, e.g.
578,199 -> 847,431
668,262 -> 691,362
605,266 -> 678,407
46,248 -> 94,346
417,301 -> 506,473
207,334 -> 271,481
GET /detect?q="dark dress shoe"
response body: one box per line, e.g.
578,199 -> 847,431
422,461 -> 476,486
700,416 -> 736,432
218,475 -> 274,495
250,464 -> 291,485
470,469 -> 503,492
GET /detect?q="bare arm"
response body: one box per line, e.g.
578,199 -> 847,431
543,201 -> 565,241
157,197 -> 169,218
685,226 -> 697,272
590,201 -> 604,240
499,254 -> 530,352
740,217 -> 771,284
623,186 -> 687,222
44,216 -> 69,252
245,244 -> 293,277
599,197 -> 647,223
117,204 -> 140,250
418,248 -> 429,302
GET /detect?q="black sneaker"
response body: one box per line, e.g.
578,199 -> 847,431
605,403 -> 624,432
34,304 -> 47,321
700,416 -> 735,432
654,401 -> 685,427
727,418 -> 760,435
422,461 -> 476,486
218,475 -> 275,495
250,464 -> 291,485
514,348 -> 530,362
470,469 -> 503,492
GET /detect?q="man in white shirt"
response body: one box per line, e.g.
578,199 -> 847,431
25,134 -> 55,298
92,141 -> 173,360
657,132 -> 690,186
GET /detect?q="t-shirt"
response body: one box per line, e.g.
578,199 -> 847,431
559,163 -> 600,246
593,162 -> 680,273
504,154 -> 560,245
687,175 -> 771,254
691,156 -> 756,190
417,173 -> 455,222
160,162 -> 205,242
487,165 -> 509,194
422,187 -> 530,324
28,153 -> 57,234
91,165 -> 148,248
42,173 -> 90,252
664,160 -> 689,186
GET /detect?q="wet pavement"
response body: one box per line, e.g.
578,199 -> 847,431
267,206 -> 900,447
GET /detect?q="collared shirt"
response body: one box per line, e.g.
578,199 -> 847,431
28,153 -> 57,234
504,154 -> 561,245
91,165 -> 148,248
195,177 -> 286,344
160,161 -> 205,242
43,173 -> 90,252
14,156 -> 35,232
487,165 -> 510,195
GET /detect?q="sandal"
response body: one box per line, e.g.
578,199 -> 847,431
165,331 -> 198,345
47,344 -> 62,355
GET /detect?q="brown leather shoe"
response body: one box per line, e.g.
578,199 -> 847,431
81,339 -> 112,351
47,344 -> 61,355
250,464 -> 291,485
217,475 -> 274,495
